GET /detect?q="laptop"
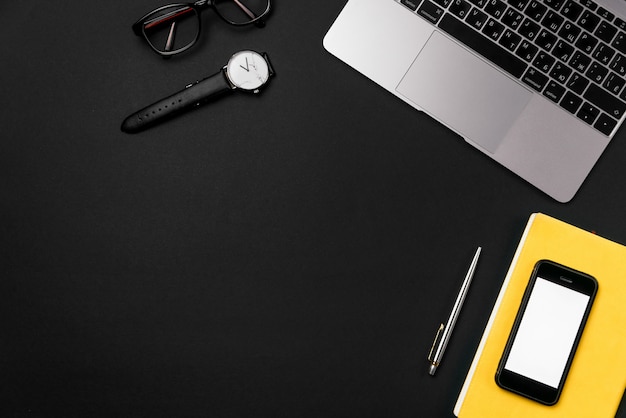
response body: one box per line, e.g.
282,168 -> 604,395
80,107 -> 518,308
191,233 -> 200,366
323,0 -> 626,202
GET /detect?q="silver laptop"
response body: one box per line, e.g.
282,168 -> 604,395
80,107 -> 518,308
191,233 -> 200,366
324,0 -> 626,202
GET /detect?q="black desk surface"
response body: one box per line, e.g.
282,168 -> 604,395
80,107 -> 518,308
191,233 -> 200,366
3,2 -> 626,417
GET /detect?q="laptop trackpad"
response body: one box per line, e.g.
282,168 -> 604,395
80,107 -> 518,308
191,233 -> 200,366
396,31 -> 532,153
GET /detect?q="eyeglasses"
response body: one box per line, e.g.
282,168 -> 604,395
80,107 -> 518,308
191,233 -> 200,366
133,0 -> 272,57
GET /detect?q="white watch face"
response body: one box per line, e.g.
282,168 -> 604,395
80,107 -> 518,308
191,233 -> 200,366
226,51 -> 270,91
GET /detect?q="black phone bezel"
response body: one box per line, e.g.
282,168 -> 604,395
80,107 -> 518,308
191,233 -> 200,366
495,260 -> 598,405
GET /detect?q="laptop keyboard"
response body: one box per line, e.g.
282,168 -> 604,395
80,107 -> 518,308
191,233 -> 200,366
398,0 -> 626,136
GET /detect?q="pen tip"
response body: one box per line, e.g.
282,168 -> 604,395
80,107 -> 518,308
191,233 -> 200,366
429,364 -> 437,376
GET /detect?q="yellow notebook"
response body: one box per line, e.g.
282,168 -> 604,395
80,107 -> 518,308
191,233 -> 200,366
454,213 -> 626,417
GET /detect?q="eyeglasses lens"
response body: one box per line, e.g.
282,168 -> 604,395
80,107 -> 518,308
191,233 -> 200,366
142,5 -> 200,54
214,0 -> 270,24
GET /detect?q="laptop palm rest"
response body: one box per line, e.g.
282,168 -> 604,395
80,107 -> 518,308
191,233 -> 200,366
397,32 -> 532,153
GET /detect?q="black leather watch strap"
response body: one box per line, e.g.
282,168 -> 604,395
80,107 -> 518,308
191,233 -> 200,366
121,71 -> 231,133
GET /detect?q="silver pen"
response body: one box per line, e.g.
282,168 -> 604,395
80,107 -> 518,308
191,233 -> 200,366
428,247 -> 481,376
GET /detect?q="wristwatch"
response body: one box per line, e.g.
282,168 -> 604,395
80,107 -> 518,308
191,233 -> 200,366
121,50 -> 274,133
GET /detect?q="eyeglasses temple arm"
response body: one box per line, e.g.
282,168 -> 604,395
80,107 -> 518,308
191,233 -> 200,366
143,6 -> 195,31
164,21 -> 177,52
231,0 -> 257,20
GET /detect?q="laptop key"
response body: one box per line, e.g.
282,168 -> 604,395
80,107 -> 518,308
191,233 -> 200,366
433,0 -> 453,8
508,0 -> 529,11
542,10 -> 564,33
467,8 -> 489,30
516,40 -> 539,61
519,18 -> 540,40
522,67 -> 548,90
580,0 -> 598,11
524,0 -> 547,21
533,51 -> 556,72
483,18 -> 506,40
593,43 -> 616,65
536,29 -> 557,50
400,0 -> 420,10
595,21 -> 618,43
437,13 -> 528,77
561,91 -> 583,113
575,32 -> 599,54
553,40 -> 574,62
500,29 -> 522,51
450,0 -> 472,18
610,53 -> 626,76
502,8 -> 524,29
577,102 -> 600,124
597,7 -> 615,22
418,0 -> 445,23
579,10 -> 600,32
586,62 -> 608,83
612,32 -> 626,54
544,80 -> 566,102
506,0 -> 528,11
570,51 -> 591,73
566,72 -> 590,94
561,1 -> 583,22
485,0 -> 507,18
550,61 -> 572,83
603,72 -> 625,95
469,0 -> 488,7
558,22 -> 581,44
543,0 -> 564,11
594,113 -> 618,135
584,83 -> 626,118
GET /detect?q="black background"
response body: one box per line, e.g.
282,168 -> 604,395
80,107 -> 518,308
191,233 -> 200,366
2,2 -> 625,417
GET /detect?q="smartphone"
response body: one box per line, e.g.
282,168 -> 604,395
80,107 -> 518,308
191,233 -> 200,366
495,260 -> 598,405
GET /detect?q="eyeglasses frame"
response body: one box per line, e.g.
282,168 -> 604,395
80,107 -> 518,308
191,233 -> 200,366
132,0 -> 272,57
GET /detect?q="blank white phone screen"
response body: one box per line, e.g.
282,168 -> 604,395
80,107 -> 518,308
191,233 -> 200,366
504,277 -> 590,388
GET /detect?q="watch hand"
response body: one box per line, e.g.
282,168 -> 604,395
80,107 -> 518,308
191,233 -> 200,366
240,57 -> 250,72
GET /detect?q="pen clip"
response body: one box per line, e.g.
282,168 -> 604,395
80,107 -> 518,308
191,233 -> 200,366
428,323 -> 445,362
